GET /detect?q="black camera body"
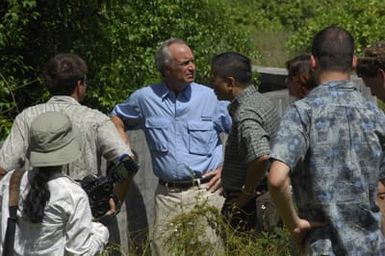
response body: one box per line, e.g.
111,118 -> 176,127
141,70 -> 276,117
80,154 -> 139,218
80,175 -> 118,219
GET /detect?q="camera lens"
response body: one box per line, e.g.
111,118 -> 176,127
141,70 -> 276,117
103,183 -> 112,192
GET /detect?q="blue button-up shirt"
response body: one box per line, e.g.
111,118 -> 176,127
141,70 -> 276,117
112,82 -> 231,181
271,80 -> 385,254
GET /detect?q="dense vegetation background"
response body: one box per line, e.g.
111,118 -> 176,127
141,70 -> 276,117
1,0 -> 385,140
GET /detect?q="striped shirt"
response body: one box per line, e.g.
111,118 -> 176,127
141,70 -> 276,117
0,96 -> 130,180
221,86 -> 280,192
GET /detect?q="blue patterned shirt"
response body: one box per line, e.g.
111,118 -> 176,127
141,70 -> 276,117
112,82 -> 231,181
271,80 -> 385,255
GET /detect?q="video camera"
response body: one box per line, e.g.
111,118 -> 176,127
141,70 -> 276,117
80,154 -> 139,218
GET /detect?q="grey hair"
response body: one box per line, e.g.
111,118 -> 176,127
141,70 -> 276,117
155,38 -> 188,75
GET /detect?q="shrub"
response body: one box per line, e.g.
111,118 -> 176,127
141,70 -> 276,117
287,0 -> 385,54
0,0 -> 258,140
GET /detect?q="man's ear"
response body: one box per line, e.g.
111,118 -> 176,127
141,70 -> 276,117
352,55 -> 357,70
75,80 -> 82,91
162,66 -> 170,77
227,77 -> 236,88
310,55 -> 317,70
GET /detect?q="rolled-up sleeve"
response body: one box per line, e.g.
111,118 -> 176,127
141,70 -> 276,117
0,114 -> 29,171
111,90 -> 143,130
96,119 -> 133,161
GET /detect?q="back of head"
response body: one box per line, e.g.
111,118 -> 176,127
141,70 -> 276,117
211,51 -> 252,85
311,26 -> 354,72
155,38 -> 188,76
43,53 -> 88,96
286,54 -> 316,91
357,41 -> 385,78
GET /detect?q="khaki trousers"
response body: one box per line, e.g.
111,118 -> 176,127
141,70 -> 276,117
152,182 -> 224,256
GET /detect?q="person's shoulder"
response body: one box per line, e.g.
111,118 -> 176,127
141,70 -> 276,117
11,104 -> 51,128
190,82 -> 217,99
250,90 -> 276,108
132,82 -> 165,98
191,82 -> 213,92
280,98 -> 312,123
16,103 -> 47,119
365,100 -> 385,121
73,105 -> 112,124
51,176 -> 87,197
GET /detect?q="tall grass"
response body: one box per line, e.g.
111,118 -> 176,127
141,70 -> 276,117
101,201 -> 293,256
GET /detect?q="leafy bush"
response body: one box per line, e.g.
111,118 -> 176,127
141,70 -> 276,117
287,0 -> 385,54
80,0 -> 259,111
0,0 -> 258,140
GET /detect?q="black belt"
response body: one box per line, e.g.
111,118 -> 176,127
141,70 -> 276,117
159,176 -> 212,189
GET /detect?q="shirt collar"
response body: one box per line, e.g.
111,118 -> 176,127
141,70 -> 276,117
228,85 -> 257,112
319,79 -> 356,90
47,96 -> 80,105
234,85 -> 258,103
160,82 -> 192,100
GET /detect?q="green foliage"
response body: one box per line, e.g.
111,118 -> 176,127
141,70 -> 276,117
0,0 -> 258,140
286,0 -> 385,54
224,0 -> 385,66
81,0 -> 259,111
0,0 -> 40,138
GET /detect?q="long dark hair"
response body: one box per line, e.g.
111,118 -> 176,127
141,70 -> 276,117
286,54 -> 317,91
23,167 -> 57,223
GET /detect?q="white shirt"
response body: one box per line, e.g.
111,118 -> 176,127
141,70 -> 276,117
0,170 -> 109,256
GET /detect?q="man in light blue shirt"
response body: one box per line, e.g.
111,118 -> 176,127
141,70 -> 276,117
111,38 -> 231,255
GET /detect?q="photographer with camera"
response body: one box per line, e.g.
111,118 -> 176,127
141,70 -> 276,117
0,53 -> 139,252
0,112 -> 111,256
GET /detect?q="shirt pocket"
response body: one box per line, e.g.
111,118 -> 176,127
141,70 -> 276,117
188,121 -> 215,155
145,118 -> 169,152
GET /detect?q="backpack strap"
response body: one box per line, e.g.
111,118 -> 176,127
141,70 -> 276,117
2,168 -> 24,256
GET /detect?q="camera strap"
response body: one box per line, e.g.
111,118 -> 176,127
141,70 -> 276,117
2,168 -> 24,256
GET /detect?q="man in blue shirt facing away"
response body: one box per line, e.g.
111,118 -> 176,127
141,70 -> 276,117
111,38 -> 231,255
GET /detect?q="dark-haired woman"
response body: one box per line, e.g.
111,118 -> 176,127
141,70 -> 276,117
0,112 -> 109,255
286,54 -> 317,99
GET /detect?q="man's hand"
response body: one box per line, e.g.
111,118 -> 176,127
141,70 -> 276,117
203,165 -> 222,192
290,218 -> 327,253
97,198 -> 118,226
105,198 -> 118,216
